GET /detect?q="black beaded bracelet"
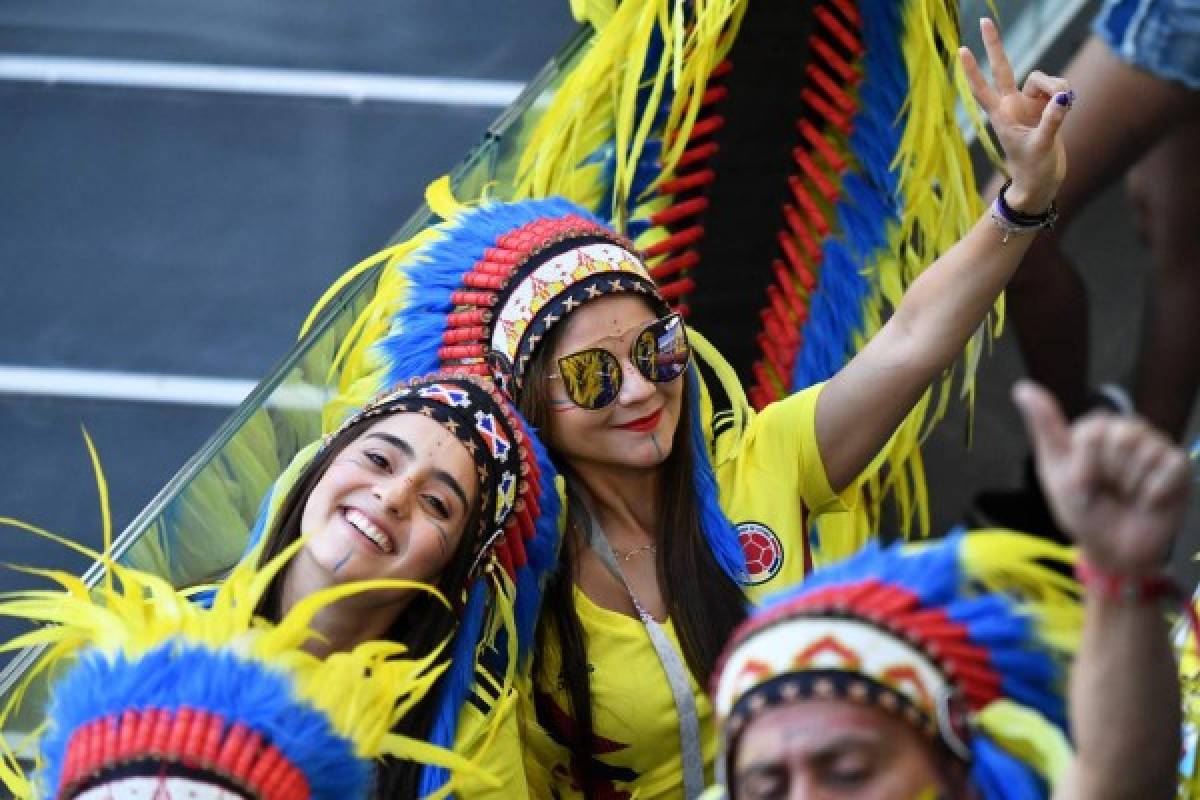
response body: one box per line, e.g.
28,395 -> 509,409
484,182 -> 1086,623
996,179 -> 1057,226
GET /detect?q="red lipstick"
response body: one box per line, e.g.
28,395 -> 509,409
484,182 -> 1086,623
616,408 -> 662,433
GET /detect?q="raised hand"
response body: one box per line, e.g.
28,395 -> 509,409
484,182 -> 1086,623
960,18 -> 1070,214
1014,380 -> 1191,575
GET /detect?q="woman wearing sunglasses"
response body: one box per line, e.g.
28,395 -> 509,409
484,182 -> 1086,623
324,21 -> 1071,800
231,371 -> 560,798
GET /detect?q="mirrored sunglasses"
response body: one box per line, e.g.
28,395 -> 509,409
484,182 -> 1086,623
550,313 -> 690,410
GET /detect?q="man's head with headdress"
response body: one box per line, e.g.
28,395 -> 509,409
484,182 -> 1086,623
707,531 -> 1081,800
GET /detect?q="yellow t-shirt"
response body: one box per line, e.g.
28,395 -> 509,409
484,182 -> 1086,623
519,339 -> 863,799
522,587 -> 718,799
452,678 -> 530,798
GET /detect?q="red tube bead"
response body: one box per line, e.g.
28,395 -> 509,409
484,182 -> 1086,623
658,277 -> 696,300
810,34 -> 857,83
449,290 -> 497,307
643,226 -> 704,258
815,7 -> 862,55
676,141 -> 719,170
649,197 -> 708,227
442,326 -> 487,344
658,169 -> 715,196
799,119 -> 848,172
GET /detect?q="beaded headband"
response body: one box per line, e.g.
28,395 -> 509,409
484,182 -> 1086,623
714,614 -> 970,759
426,214 -> 667,395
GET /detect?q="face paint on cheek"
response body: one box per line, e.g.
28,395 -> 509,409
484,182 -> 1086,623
333,551 -> 353,574
434,523 -> 450,556
650,432 -> 664,460
551,399 -> 575,412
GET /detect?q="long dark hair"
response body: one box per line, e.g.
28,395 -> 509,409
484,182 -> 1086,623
520,305 -> 747,797
253,413 -> 480,799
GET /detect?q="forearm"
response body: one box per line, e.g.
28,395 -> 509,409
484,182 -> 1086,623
817,209 -> 1036,491
890,207 -> 1033,377
1056,595 -> 1180,800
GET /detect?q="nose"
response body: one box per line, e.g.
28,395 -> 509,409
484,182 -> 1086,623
374,470 -> 417,516
617,354 -> 656,406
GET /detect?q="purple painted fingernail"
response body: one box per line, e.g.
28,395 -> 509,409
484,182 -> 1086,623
1054,91 -> 1071,107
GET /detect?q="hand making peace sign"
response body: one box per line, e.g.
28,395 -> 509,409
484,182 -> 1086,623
960,17 -> 1071,214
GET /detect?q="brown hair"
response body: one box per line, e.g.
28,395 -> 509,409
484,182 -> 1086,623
253,413 -> 481,798
520,304 -> 747,797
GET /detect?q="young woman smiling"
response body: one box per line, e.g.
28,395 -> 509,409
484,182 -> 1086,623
244,372 -> 559,798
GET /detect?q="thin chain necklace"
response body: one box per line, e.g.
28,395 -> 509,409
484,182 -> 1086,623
616,543 -> 657,562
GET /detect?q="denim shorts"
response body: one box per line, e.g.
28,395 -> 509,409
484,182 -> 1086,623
1094,0 -> 1200,89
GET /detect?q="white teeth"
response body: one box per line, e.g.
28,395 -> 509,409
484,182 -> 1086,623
344,508 -> 393,554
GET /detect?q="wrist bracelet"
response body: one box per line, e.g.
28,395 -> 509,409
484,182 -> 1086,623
989,179 -> 1057,243
1077,560 -> 1200,656
1076,558 -> 1180,604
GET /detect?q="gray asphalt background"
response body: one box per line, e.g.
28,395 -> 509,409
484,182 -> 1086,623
2,1 -> 1197,669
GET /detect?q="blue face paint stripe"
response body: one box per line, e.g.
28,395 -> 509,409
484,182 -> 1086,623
333,551 -> 352,574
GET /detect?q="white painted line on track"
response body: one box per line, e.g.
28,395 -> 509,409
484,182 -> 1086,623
0,365 -> 327,410
0,54 -> 525,107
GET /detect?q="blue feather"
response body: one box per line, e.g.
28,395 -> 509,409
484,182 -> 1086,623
686,366 -> 746,582
418,578 -> 488,796
512,417 -> 564,658
971,734 -> 1051,800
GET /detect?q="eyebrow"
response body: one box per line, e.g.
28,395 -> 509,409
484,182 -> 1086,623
365,432 -> 470,511
574,317 -> 656,350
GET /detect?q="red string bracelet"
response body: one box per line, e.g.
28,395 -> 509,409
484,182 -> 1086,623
1076,559 -> 1200,637
1076,559 -> 1179,603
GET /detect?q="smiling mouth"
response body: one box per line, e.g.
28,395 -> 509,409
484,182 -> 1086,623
342,507 -> 394,554
616,408 -> 662,432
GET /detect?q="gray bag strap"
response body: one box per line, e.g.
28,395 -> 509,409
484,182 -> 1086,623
570,490 -> 706,799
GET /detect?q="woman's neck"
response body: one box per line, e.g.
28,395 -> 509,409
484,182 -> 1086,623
568,459 -> 661,537
278,558 -> 404,659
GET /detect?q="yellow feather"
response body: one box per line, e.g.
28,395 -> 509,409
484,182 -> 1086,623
976,699 -> 1074,785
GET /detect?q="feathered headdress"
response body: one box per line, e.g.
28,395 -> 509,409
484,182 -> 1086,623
709,530 -> 1082,800
238,370 -> 562,796
0,438 -> 483,800
308,189 -> 747,587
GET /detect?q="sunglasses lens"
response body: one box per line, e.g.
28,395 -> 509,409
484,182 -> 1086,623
633,315 -> 690,383
557,349 -> 622,409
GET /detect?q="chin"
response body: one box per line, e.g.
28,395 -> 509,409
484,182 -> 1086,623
622,435 -> 675,468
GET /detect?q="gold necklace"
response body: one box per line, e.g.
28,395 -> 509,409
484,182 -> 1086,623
617,543 -> 657,562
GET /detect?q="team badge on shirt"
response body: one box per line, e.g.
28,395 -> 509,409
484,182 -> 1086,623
737,521 -> 783,586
